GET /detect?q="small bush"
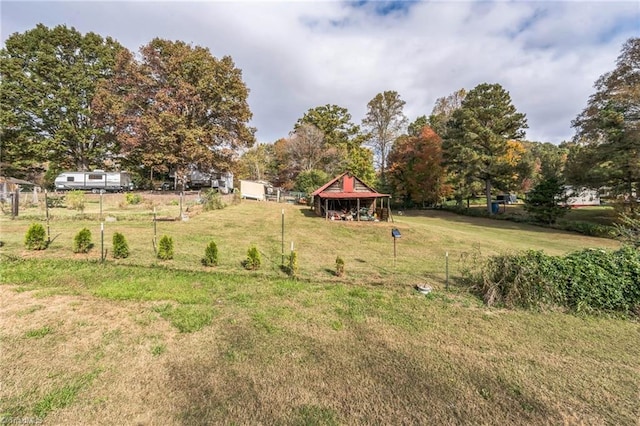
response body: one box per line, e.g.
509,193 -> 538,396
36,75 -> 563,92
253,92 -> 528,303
335,256 -> 345,277
25,223 -> 48,250
73,228 -> 93,253
112,232 -> 129,259
287,251 -> 299,278
201,241 -> 219,267
242,246 -> 261,270
157,235 -> 174,260
201,189 -> 225,211
66,190 -> 85,212
125,192 -> 142,205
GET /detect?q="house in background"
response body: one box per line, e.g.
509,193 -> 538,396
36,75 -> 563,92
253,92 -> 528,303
563,186 -> 601,207
311,172 -> 391,221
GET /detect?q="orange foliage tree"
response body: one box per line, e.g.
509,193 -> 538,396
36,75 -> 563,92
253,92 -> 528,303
387,126 -> 452,207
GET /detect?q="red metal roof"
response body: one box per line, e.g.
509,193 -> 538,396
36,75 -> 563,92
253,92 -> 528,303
312,172 -> 387,198
318,192 -> 389,199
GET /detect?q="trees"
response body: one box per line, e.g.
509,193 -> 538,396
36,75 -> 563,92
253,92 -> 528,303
571,37 -> 639,201
0,24 -> 123,177
387,126 -> 451,207
362,91 -> 407,181
429,88 -> 466,138
523,176 -> 569,224
286,123 -> 331,173
93,38 -> 255,185
296,104 -> 375,183
443,83 -> 528,214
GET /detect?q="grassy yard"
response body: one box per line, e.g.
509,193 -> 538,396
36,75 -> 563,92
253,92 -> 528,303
1,194 -> 637,425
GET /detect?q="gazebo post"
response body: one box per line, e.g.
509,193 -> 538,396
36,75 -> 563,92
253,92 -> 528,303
357,198 -> 360,221
325,198 -> 328,220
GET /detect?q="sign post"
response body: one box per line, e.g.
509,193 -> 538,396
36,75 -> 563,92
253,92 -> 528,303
391,228 -> 401,267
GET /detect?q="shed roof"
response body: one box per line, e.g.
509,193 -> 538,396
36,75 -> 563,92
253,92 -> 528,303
311,172 -> 388,198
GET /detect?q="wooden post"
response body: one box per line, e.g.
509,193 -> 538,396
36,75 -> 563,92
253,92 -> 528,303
325,198 -> 328,220
357,198 -> 360,221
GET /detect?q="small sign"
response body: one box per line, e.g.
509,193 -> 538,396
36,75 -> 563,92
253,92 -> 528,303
391,228 -> 401,238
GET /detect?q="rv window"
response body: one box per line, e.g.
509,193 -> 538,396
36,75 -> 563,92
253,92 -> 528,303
88,174 -> 102,180
66,177 -> 74,182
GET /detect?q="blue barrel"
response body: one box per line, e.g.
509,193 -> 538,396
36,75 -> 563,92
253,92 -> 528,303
491,202 -> 500,214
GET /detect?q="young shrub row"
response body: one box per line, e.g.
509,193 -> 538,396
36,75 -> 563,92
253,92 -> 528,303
471,246 -> 640,315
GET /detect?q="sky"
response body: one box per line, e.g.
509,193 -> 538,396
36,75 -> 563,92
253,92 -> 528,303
1,0 -> 638,145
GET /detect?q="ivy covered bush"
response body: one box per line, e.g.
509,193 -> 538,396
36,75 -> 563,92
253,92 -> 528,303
25,223 -> 48,250
469,246 -> 640,315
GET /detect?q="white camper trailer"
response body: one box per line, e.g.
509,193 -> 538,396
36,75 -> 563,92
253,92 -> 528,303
54,171 -> 133,192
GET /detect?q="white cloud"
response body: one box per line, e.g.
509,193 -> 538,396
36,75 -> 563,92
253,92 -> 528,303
1,0 -> 638,144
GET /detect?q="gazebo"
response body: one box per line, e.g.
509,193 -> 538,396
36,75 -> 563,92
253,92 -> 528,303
311,172 -> 391,221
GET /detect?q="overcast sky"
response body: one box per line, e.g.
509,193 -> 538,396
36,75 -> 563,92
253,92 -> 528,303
2,1 -> 638,144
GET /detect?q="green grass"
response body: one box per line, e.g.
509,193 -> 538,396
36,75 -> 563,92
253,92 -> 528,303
24,326 -> 53,339
0,197 -> 636,424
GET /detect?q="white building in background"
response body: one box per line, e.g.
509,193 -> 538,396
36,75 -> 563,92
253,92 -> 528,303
563,186 -> 600,207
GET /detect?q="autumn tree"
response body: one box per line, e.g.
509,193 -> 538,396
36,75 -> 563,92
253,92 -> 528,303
286,123 -> 331,173
93,38 -> 255,186
571,37 -> 639,202
272,138 -> 296,189
0,24 -> 123,178
362,91 -> 407,181
443,83 -> 528,214
236,143 -> 275,181
296,104 -> 375,183
387,126 -> 451,207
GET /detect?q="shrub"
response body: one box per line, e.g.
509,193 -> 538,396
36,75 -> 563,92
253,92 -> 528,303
201,241 -> 218,267
25,223 -> 48,250
201,189 -> 225,211
242,246 -> 261,270
112,232 -> 129,259
73,228 -> 93,253
471,247 -> 640,315
335,256 -> 345,277
125,192 -> 142,205
157,235 -> 174,260
288,250 -> 298,278
66,190 -> 85,212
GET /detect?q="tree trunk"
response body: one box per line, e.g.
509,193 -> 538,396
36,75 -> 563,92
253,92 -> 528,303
485,179 -> 492,214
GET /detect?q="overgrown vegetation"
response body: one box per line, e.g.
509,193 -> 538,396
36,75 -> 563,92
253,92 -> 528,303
112,232 -> 129,259
201,241 -> 218,267
157,235 -> 174,260
73,228 -> 93,253
66,190 -> 86,212
24,223 -> 48,250
201,189 -> 226,211
125,192 -> 142,205
615,211 -> 640,248
468,246 -> 640,315
242,245 -> 261,270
